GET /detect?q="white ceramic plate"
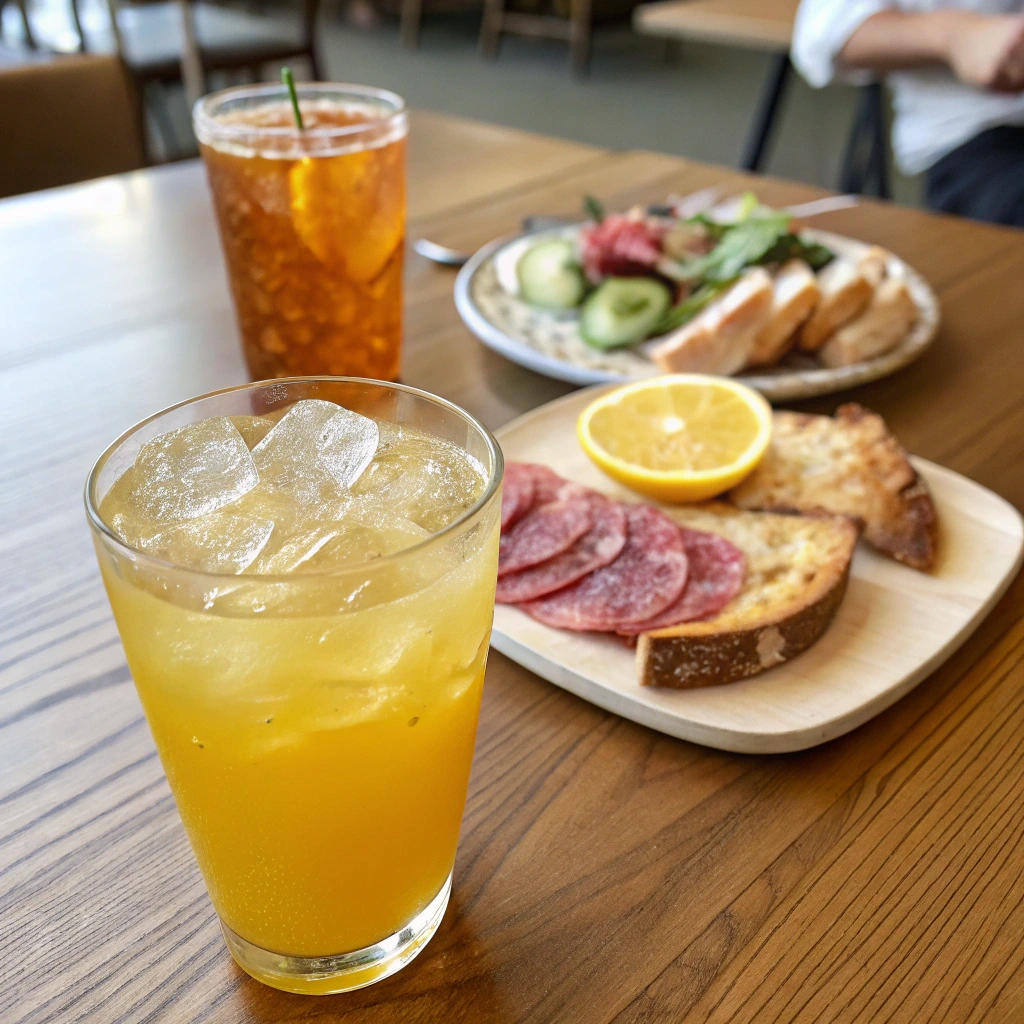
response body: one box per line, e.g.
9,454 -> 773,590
491,388 -> 1023,753
455,226 -> 940,403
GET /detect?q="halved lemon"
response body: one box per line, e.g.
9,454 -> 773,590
577,375 -> 773,503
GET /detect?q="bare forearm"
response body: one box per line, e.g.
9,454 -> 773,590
839,11 -> 972,73
840,9 -> 1024,91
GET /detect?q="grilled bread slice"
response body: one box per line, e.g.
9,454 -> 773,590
857,245 -> 889,288
797,258 -> 874,352
747,259 -> 821,367
638,504 -> 858,689
729,404 -> 938,570
648,267 -> 773,375
818,276 -> 918,368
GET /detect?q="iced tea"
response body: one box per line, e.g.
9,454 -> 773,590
194,86 -> 407,381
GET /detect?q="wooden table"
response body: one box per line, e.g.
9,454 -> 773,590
633,0 -> 797,51
632,0 -> 889,195
3,111 -> 1024,1023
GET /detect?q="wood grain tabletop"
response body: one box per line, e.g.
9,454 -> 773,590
2,110 -> 1024,1024
633,0 -> 798,51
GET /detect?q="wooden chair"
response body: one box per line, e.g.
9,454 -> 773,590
480,0 -> 631,76
0,50 -> 145,198
20,0 -> 323,159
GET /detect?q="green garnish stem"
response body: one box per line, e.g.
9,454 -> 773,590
281,66 -> 304,131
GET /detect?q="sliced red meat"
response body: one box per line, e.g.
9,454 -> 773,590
498,485 -> 592,577
501,463 -> 537,531
619,527 -> 745,635
520,504 -> 689,631
580,214 -> 666,283
495,494 -> 627,603
521,463 -> 566,506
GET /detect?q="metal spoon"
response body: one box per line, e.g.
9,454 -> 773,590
413,216 -> 574,268
412,237 -> 469,267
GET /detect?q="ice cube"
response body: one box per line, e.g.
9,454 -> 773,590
100,417 -> 258,543
250,515 -> 428,575
142,511 -> 274,574
354,429 -> 486,532
252,400 -> 379,506
249,523 -> 343,575
229,415 -> 274,450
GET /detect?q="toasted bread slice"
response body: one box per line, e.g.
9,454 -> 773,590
798,259 -> 874,352
747,259 -> 821,368
817,276 -> 918,368
857,245 -> 890,288
637,504 -> 857,689
729,403 -> 938,570
648,267 -> 772,375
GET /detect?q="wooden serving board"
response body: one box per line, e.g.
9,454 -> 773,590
492,388 -> 1024,753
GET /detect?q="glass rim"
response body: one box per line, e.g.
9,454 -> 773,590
192,82 -> 408,143
84,376 -> 504,584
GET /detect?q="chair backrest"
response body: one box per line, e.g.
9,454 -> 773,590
0,52 -> 146,199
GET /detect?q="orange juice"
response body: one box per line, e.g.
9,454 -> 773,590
88,383 -> 502,994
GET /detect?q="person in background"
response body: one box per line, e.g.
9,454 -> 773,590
793,1 -> 1024,227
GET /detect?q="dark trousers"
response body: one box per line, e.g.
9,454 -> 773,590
927,124 -> 1024,228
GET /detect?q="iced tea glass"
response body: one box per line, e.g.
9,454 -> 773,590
85,379 -> 502,994
194,85 -> 407,381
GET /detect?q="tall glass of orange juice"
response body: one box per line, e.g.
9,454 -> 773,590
194,86 -> 407,382
85,379 -> 502,994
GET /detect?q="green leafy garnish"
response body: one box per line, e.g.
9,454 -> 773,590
736,191 -> 759,221
281,66 -> 304,131
651,281 -> 733,335
583,195 -> 605,223
682,212 -> 791,282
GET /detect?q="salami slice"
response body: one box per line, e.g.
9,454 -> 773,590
495,494 -> 627,603
498,485 -> 592,577
521,504 -> 689,631
619,527 -> 745,634
501,463 -> 537,531
520,463 -> 567,506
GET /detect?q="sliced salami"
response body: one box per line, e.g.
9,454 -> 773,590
521,504 -> 689,631
501,463 -> 537,531
619,527 -> 745,635
521,463 -> 567,506
498,485 -> 593,577
495,494 -> 627,603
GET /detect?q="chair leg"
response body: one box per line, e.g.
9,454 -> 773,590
569,0 -> 592,77
479,0 -> 503,58
69,0 -> 87,51
16,0 -> 37,48
147,82 -> 182,161
739,52 -> 791,172
400,0 -> 422,49
306,45 -> 324,80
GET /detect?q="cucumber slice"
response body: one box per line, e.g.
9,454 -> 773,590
580,277 -> 672,349
517,239 -> 587,310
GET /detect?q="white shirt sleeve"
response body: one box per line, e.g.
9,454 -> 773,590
792,0 -> 894,88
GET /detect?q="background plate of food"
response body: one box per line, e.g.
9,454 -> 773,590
454,195 -> 940,402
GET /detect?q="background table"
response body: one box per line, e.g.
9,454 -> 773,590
3,111 -> 1024,1023
632,0 -> 889,196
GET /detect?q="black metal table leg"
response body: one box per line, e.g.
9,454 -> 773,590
866,82 -> 890,199
839,81 -> 891,199
739,51 -> 792,173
